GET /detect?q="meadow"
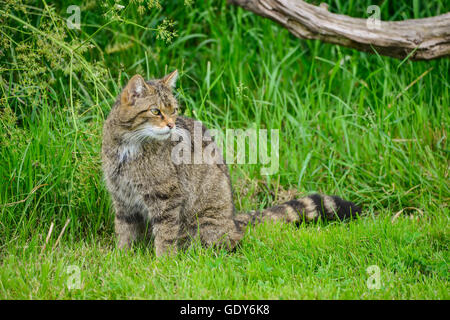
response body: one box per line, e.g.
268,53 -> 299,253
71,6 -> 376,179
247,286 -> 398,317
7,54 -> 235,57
0,0 -> 448,299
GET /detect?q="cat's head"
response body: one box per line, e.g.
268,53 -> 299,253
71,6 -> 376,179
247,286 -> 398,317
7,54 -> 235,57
116,70 -> 179,141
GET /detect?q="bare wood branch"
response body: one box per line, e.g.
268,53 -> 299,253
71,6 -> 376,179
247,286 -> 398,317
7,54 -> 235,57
228,0 -> 450,60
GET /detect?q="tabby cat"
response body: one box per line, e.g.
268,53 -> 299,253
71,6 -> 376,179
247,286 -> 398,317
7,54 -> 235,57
101,70 -> 361,256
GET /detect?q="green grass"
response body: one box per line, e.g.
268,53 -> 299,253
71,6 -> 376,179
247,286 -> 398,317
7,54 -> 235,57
1,215 -> 448,299
0,0 -> 449,299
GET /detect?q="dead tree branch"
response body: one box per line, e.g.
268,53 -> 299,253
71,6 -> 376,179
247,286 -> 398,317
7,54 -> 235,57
228,0 -> 450,60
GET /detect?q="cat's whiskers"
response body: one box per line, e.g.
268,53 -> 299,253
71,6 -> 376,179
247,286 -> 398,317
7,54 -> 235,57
119,124 -> 172,163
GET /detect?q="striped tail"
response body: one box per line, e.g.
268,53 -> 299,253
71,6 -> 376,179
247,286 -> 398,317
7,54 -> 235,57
234,194 -> 361,228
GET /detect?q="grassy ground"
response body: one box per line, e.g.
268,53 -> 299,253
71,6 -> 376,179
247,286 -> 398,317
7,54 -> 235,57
1,217 -> 448,299
0,0 -> 448,299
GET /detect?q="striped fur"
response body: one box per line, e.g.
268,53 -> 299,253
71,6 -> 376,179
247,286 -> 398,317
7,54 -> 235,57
234,194 -> 361,228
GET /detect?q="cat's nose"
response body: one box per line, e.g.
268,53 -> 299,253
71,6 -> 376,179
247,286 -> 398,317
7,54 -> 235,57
167,122 -> 175,129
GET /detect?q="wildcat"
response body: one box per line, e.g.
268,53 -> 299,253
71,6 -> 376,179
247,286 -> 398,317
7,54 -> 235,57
101,70 -> 361,256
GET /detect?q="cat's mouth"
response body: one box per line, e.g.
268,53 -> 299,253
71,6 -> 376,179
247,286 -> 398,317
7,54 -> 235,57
124,124 -> 174,142
153,127 -> 171,135
147,126 -> 173,140
153,132 -> 171,140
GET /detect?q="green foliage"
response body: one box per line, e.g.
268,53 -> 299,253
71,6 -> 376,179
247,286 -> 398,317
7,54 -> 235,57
0,0 -> 185,241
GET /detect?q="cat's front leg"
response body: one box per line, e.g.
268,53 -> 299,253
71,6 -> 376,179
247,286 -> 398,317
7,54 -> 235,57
115,216 -> 141,249
113,199 -> 146,249
151,209 -> 182,257
142,188 -> 185,257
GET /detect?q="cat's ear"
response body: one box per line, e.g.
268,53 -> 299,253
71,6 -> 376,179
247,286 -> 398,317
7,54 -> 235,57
160,69 -> 178,88
121,74 -> 153,106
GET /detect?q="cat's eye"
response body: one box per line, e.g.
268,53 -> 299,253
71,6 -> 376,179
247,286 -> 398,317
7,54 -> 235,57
150,108 -> 161,116
172,108 -> 178,115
